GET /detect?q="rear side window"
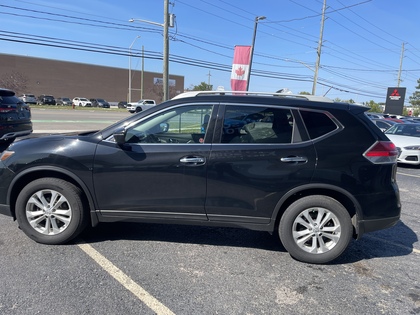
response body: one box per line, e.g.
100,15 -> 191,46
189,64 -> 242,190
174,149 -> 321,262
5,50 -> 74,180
222,105 -> 294,144
300,110 -> 337,139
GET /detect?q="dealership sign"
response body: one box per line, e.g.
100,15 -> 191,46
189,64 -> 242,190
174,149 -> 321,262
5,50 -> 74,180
384,87 -> 406,115
154,78 -> 176,86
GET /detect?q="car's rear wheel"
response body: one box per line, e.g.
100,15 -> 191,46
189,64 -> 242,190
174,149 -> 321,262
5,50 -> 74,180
279,195 -> 353,264
16,178 -> 88,245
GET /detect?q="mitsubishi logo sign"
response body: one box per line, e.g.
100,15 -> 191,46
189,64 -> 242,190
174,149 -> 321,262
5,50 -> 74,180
384,87 -> 406,115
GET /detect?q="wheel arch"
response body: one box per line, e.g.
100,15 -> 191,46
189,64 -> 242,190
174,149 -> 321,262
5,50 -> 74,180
272,184 -> 361,237
8,167 -> 99,226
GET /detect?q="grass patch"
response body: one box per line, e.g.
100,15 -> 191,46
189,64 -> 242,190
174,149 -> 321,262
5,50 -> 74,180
30,105 -> 128,112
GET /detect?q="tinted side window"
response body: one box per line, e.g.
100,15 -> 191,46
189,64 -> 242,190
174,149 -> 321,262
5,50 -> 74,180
125,104 -> 213,144
300,110 -> 337,139
222,106 -> 293,144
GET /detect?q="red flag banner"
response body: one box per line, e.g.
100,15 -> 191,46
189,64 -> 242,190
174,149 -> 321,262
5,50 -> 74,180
231,45 -> 251,91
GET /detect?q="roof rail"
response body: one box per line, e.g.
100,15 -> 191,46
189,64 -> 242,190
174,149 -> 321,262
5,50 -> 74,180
171,90 -> 333,102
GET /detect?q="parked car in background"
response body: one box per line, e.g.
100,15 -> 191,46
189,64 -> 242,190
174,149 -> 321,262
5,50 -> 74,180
385,123 -> 420,166
127,99 -> 156,113
72,97 -> 92,107
371,118 -> 397,132
19,94 -> 37,104
37,95 -> 56,105
118,101 -> 127,108
0,91 -> 401,264
56,97 -> 72,106
37,95 -> 55,105
0,88 -> 32,144
90,98 -> 110,108
366,112 -> 387,119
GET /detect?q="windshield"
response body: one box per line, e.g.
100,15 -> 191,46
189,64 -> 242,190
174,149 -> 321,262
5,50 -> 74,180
385,124 -> 420,137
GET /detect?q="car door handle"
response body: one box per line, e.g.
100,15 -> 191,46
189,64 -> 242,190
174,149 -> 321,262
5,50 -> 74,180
180,156 -> 206,166
280,156 -> 308,163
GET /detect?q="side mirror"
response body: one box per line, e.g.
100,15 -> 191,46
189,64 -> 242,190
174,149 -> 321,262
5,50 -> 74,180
113,132 -> 126,145
160,123 -> 169,133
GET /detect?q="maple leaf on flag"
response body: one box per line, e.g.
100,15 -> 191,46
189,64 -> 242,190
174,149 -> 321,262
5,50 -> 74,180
235,66 -> 245,77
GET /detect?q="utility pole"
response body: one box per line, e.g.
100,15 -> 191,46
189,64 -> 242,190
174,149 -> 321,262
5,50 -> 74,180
163,0 -> 169,101
207,70 -> 211,87
397,42 -> 405,87
141,45 -> 144,99
247,16 -> 266,91
312,0 -> 327,95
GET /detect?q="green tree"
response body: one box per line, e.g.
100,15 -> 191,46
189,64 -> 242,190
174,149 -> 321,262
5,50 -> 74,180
299,91 -> 311,95
365,100 -> 382,113
409,78 -> 420,106
192,82 -> 213,91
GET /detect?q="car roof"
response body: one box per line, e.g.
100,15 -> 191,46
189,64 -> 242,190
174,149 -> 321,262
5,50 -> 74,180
0,88 -> 15,96
172,90 -> 334,103
169,91 -> 371,112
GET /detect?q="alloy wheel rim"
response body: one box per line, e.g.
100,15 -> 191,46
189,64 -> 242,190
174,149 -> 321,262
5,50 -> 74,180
25,189 -> 72,235
292,207 -> 341,254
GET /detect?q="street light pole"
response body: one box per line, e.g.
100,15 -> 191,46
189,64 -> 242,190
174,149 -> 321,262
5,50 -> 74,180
129,36 -> 140,103
246,16 -> 266,91
163,0 -> 169,101
129,0 -> 171,101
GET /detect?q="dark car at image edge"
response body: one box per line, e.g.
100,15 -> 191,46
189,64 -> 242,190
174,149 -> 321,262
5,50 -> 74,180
0,88 -> 33,144
0,91 -> 401,264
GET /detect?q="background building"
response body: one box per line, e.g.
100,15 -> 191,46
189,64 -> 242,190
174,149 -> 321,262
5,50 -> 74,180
0,53 -> 184,103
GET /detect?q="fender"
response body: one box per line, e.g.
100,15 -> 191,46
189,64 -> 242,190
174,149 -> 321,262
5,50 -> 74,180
7,165 -> 99,226
271,183 -> 363,233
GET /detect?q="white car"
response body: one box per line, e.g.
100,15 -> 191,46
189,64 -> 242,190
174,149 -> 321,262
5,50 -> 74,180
127,99 -> 156,113
385,124 -> 420,166
72,97 -> 92,107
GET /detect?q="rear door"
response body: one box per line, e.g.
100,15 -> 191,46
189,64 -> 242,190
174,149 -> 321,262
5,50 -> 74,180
205,104 -> 317,224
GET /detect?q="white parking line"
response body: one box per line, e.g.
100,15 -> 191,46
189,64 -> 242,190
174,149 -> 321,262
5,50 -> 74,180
397,172 -> 420,179
77,243 -> 175,315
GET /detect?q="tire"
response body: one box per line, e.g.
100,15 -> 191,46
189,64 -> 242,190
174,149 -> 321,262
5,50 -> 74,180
135,107 -> 142,113
279,195 -> 353,264
15,178 -> 88,245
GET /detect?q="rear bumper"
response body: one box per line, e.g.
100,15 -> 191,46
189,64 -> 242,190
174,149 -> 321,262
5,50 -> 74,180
357,215 -> 400,238
0,129 -> 32,140
0,204 -> 12,217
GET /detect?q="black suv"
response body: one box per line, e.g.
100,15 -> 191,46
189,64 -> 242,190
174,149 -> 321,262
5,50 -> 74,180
37,94 -> 56,105
0,92 -> 401,264
90,98 -> 110,108
0,88 -> 32,144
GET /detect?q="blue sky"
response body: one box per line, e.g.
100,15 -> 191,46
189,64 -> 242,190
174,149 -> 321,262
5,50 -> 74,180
1,0 -> 420,104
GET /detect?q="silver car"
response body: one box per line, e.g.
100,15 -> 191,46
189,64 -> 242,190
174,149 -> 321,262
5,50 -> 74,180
19,94 -> 37,104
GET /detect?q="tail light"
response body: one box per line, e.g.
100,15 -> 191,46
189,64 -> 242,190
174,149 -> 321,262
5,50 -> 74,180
363,141 -> 398,164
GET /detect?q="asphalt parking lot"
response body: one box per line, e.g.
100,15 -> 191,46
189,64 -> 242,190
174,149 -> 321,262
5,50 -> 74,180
0,109 -> 419,315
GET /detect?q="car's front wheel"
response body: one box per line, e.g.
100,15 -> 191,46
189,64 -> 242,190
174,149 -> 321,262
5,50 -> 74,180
279,195 -> 353,264
15,178 -> 88,244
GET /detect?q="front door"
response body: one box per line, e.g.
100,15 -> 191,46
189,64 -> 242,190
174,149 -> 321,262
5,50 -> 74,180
92,104 -> 214,221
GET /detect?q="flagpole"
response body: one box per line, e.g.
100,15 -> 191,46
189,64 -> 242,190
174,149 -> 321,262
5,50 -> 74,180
246,16 -> 266,91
